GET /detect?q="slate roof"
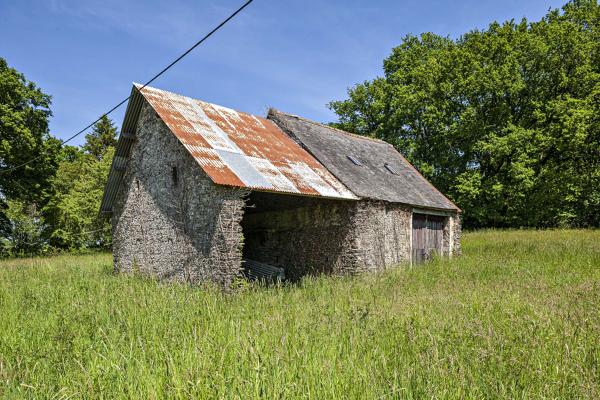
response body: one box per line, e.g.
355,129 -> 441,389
268,109 -> 460,211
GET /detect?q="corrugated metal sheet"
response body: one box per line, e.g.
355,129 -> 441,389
100,85 -> 143,214
136,84 -> 356,199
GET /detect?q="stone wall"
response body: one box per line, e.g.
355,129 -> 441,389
442,215 -> 452,257
241,193 -> 355,280
350,201 -> 412,272
451,214 -> 462,256
111,101 -> 248,286
241,192 -> 412,280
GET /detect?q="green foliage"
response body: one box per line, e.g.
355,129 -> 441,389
83,115 -> 117,160
0,57 -> 62,253
0,230 -> 598,398
0,57 -> 61,206
44,145 -> 114,251
329,1 -> 600,228
0,199 -> 47,257
43,115 -> 116,251
0,57 -> 117,254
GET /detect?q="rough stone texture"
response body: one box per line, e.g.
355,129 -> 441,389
242,192 -> 411,280
242,193 -> 356,280
351,201 -> 412,271
111,101 -> 248,286
442,215 -> 452,257
440,213 -> 461,257
451,214 -> 462,256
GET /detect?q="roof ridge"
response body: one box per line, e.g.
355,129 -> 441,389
269,109 -> 388,145
134,83 -> 272,122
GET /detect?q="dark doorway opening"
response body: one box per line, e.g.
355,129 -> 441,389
240,191 -> 289,281
240,191 -> 352,281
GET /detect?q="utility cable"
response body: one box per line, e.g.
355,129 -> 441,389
1,0 -> 255,174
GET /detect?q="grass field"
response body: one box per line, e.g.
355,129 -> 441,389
0,230 -> 598,399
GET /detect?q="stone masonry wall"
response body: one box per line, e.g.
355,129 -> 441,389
451,214 -> 462,256
242,194 -> 356,280
111,101 -> 248,286
350,201 -> 412,272
441,213 -> 462,258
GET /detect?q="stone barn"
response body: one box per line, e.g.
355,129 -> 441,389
100,84 -> 461,285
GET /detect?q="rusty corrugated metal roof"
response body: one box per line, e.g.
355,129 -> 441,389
135,84 -> 356,199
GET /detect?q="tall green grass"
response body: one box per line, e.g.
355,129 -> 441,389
0,230 -> 598,399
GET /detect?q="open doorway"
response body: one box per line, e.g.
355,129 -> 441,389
240,191 -> 354,281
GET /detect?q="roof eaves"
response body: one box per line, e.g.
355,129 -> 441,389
383,141 -> 461,212
99,84 -> 145,216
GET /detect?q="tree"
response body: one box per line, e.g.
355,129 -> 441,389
44,118 -> 117,250
0,60 -> 118,255
83,115 -> 117,160
44,148 -> 114,250
0,57 -> 61,205
0,199 -> 47,257
329,0 -> 600,228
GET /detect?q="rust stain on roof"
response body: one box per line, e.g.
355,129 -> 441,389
136,84 -> 356,199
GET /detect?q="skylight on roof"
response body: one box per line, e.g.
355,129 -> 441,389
384,163 -> 399,175
347,155 -> 362,166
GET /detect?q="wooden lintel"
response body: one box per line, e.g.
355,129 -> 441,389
412,208 -> 452,217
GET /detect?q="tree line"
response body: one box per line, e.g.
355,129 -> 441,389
329,0 -> 599,228
1,0 -> 598,257
0,57 -> 115,256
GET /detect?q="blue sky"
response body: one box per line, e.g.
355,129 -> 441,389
1,0 -> 566,146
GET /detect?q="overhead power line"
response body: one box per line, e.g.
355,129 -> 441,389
2,0 -> 255,174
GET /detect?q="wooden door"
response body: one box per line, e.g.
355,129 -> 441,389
412,213 -> 445,263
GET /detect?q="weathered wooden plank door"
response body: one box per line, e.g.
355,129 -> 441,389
412,213 -> 445,263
